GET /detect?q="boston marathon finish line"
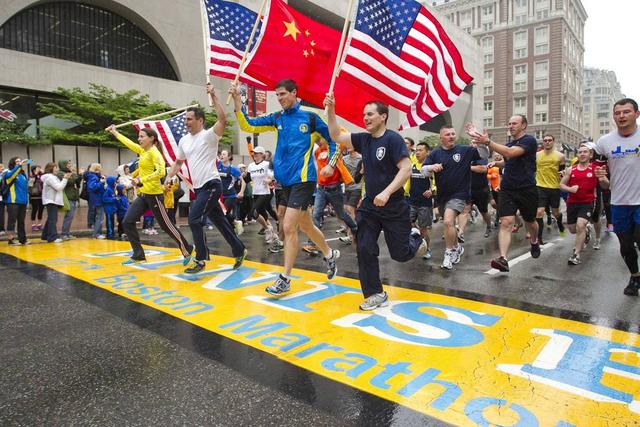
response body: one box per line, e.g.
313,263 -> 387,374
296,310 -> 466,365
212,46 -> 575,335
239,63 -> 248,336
2,240 -> 639,426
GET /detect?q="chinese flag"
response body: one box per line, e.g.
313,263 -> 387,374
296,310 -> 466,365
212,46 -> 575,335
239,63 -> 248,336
243,0 -> 374,128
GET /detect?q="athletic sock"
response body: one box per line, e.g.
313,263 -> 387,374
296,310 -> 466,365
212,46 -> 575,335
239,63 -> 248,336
556,214 -> 565,232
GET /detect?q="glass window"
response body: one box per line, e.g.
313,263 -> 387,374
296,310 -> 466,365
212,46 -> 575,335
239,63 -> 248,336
0,2 -> 177,80
484,85 -> 494,96
514,97 -> 527,115
483,118 -> 493,128
534,61 -> 549,89
535,112 -> 548,123
534,26 -> 549,55
484,101 -> 493,112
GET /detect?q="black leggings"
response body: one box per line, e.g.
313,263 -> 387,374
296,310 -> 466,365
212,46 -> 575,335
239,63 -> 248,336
253,194 -> 278,223
616,225 -> 640,275
31,198 -> 44,221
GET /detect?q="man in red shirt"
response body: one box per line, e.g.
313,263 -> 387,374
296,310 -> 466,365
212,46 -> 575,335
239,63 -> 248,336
560,144 -> 609,265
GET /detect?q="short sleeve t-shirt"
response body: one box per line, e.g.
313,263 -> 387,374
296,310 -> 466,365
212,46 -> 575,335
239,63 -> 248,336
176,128 -> 221,189
471,158 -> 489,190
217,162 -> 241,198
351,130 -> 408,202
424,145 -> 480,201
566,163 -> 599,205
595,129 -> 640,205
409,158 -> 432,207
247,161 -> 273,196
501,134 -> 538,191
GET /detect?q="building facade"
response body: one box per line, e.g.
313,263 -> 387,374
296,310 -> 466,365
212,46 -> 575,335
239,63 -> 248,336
1,0 -> 482,171
582,68 -> 623,141
432,0 -> 587,148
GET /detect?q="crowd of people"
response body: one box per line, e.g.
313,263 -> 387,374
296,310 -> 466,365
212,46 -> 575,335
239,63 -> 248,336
1,80 -> 639,307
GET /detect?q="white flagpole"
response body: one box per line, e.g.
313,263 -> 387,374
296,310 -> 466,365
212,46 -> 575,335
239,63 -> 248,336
325,0 -> 356,115
113,104 -> 199,129
224,0 -> 269,106
200,0 -> 214,107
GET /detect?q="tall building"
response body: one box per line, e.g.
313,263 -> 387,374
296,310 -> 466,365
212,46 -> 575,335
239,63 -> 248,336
432,0 -> 587,148
582,68 -> 624,141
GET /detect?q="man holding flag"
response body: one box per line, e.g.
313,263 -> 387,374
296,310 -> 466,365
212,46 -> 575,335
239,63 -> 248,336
230,79 -> 340,296
166,83 -> 247,274
324,93 -> 426,311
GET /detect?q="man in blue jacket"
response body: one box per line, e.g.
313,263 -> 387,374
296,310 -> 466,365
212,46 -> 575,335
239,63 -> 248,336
230,79 -> 340,295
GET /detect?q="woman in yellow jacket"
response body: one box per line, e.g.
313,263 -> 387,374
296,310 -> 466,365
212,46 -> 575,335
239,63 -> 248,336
106,125 -> 193,265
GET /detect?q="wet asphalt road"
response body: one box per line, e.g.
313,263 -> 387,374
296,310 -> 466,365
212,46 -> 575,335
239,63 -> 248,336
1,215 -> 637,426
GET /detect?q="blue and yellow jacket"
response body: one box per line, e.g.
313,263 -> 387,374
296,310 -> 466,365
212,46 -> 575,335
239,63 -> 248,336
3,165 -> 29,205
236,102 -> 338,187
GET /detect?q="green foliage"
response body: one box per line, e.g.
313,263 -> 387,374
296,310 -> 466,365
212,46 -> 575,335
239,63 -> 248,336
35,83 -> 234,147
0,120 -> 38,145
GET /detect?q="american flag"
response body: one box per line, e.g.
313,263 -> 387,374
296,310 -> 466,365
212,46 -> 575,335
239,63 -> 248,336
133,112 -> 193,187
340,0 -> 473,129
204,0 -> 267,89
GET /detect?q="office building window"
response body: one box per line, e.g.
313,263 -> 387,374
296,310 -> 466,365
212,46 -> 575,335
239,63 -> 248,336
534,26 -> 549,55
514,97 -> 527,115
0,2 -> 177,80
513,30 -> 528,59
534,61 -> 549,90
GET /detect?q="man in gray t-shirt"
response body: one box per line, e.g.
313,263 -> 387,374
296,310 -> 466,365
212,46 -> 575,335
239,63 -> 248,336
342,150 -> 363,234
595,98 -> 640,296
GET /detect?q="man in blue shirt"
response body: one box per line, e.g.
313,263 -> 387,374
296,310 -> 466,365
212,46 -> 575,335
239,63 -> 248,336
324,94 -> 426,311
467,115 -> 541,272
217,150 -> 244,236
422,125 -> 484,270
230,79 -> 340,295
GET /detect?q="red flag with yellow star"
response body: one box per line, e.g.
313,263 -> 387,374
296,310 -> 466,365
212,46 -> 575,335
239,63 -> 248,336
243,0 -> 376,127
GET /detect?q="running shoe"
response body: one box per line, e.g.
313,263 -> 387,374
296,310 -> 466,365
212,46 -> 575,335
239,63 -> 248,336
233,248 -> 248,269
8,239 -> 21,246
452,245 -> 464,264
359,292 -> 389,311
530,241 -> 541,258
568,251 -> 580,265
302,243 -> 319,254
457,233 -> 465,244
559,230 -> 568,237
423,249 -> 432,260
592,239 -> 601,250
325,249 -> 340,279
338,236 -> 353,245
234,221 -> 244,236
623,276 -> 640,296
184,260 -> 205,274
266,275 -> 291,295
122,258 -> 145,266
335,226 -> 347,234
606,224 -> 614,233
95,234 -> 106,239
484,227 -> 491,238
257,228 -> 266,235
441,250 -> 453,270
268,240 -> 284,253
491,256 -> 509,272
416,239 -> 428,258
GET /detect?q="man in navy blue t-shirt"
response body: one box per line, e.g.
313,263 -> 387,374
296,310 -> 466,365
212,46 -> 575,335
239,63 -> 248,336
422,125 -> 483,270
324,94 -> 426,311
217,150 -> 244,235
467,115 -> 541,272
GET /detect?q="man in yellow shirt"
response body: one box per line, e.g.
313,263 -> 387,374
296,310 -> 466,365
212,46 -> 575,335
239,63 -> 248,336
535,134 -> 567,244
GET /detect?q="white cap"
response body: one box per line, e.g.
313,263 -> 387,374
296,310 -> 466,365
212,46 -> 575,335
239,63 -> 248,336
238,163 -> 246,168
582,141 -> 597,151
253,146 -> 266,154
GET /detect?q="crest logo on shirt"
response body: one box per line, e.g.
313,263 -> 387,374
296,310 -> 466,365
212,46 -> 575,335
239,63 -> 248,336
299,124 -> 309,133
376,147 -> 386,160
453,153 -> 461,163
319,152 -> 328,160
587,172 -> 593,178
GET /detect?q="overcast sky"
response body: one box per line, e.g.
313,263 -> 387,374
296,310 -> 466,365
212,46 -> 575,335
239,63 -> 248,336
581,0 -> 636,99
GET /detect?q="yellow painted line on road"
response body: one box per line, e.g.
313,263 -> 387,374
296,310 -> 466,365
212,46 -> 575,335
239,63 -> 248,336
2,240 -> 640,426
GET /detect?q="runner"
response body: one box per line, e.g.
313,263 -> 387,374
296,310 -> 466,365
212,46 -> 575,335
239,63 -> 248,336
246,147 -> 280,246
408,141 -> 433,260
560,144 -> 608,265
467,116 -> 541,272
231,80 -> 340,295
325,93 -> 426,310
535,134 -> 567,244
594,98 -> 640,295
422,126 -> 486,270
217,150 -> 245,236
341,148 -> 363,242
105,125 -> 193,266
165,83 -> 246,274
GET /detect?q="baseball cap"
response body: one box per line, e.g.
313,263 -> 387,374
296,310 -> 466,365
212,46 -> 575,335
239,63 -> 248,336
253,146 -> 266,154
581,141 -> 596,151
238,163 -> 246,168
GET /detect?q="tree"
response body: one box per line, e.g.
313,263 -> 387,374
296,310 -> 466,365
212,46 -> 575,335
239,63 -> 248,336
0,121 -> 38,145
36,83 -> 234,147
419,133 -> 471,148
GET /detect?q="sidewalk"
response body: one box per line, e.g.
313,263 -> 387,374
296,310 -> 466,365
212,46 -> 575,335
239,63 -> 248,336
1,204 -> 190,240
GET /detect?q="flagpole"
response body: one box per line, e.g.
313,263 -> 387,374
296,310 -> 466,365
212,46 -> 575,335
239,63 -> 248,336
224,0 -> 269,106
199,0 -> 214,107
326,0 -> 356,103
113,104 -> 199,129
